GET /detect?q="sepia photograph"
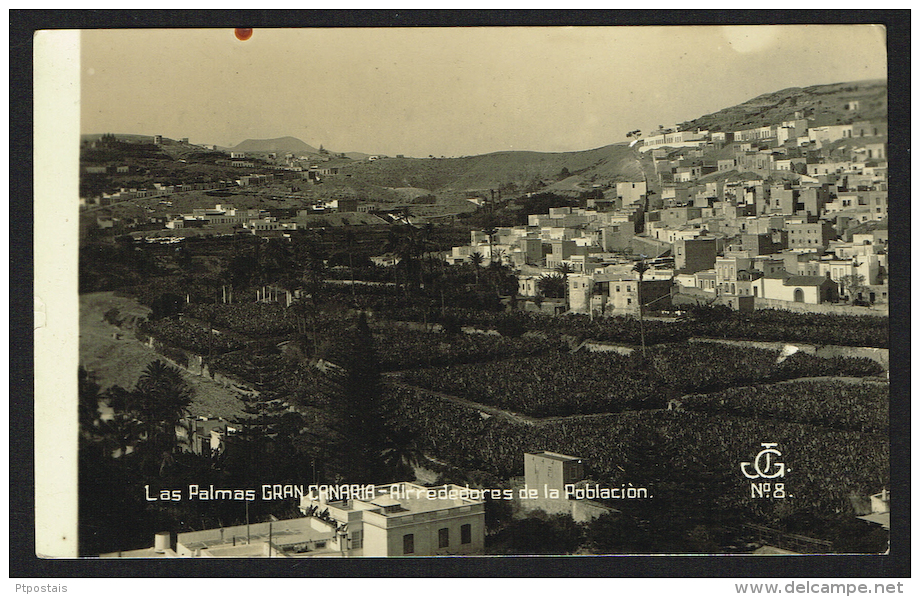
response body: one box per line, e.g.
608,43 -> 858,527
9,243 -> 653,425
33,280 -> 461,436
24,15 -> 905,574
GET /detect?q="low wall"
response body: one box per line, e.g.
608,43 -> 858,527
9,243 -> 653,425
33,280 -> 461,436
676,290 -> 889,316
688,337 -> 889,371
201,366 -> 260,398
753,297 -> 888,316
814,345 -> 889,371
144,336 -> 259,397
582,341 -> 634,355
518,496 -> 616,523
689,337 -> 818,355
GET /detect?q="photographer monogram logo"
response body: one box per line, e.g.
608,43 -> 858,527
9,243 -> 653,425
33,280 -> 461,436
741,443 -> 788,499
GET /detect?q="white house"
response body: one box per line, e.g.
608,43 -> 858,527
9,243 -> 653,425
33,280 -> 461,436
299,482 -> 485,556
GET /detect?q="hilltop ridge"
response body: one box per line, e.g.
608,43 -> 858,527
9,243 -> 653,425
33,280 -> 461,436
231,136 -> 320,155
680,79 -> 886,132
80,78 -> 886,206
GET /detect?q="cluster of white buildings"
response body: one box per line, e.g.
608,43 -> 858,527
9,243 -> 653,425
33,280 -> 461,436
83,180 -> 236,207
641,116 -> 885,155
160,201 -> 376,235
448,182 -> 650,272
450,111 -> 888,313
103,481 -> 487,558
99,451 -> 614,558
164,203 -> 299,234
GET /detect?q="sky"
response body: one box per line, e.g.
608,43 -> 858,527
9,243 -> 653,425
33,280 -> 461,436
80,25 -> 887,157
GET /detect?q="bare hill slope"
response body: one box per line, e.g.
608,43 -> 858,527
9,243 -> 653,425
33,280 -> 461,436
680,79 -> 886,132
342,143 -> 648,195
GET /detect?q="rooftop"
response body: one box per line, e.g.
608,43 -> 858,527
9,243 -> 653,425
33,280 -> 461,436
178,516 -> 337,552
527,451 -> 582,463
783,275 -> 831,286
306,482 -> 485,517
100,546 -> 178,558
857,512 -> 891,530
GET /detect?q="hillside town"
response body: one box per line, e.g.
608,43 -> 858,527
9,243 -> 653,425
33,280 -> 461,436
82,111 -> 888,317
77,82 -> 891,559
447,114 -> 888,315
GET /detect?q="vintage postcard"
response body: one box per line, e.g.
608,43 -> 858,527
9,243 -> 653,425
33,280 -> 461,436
29,19 -> 903,575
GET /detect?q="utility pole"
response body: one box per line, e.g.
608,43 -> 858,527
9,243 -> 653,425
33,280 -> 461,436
633,257 -> 650,360
487,227 -> 497,267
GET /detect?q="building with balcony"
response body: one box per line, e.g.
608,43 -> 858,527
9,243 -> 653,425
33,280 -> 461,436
568,273 -> 673,316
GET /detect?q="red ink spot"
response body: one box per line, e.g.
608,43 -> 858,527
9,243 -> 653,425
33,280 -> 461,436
235,28 -> 253,41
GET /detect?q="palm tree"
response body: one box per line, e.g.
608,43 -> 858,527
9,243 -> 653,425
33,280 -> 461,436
468,252 -> 485,286
536,273 -> 566,299
381,427 -> 426,480
136,361 -> 191,420
132,360 -> 193,474
554,262 -> 575,278
385,224 -> 422,299
96,408 -> 144,459
79,369 -> 145,459
632,258 -> 650,359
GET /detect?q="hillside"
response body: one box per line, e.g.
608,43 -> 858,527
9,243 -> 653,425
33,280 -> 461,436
232,136 -> 320,155
336,143 -> 652,197
680,79 -> 887,132
79,132 -> 655,205
450,145 -> 647,190
81,133 -> 157,144
81,79 -> 886,208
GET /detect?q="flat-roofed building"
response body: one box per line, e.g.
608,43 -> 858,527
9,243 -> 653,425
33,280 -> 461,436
786,221 -> 835,251
299,482 -> 485,557
675,237 -> 718,274
102,517 -> 346,559
523,451 -> 618,522
568,273 -> 672,316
